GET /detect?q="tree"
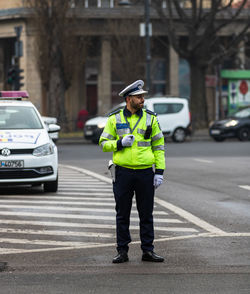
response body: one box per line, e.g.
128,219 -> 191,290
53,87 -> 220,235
24,0 -> 89,130
109,19 -> 146,85
153,0 -> 250,128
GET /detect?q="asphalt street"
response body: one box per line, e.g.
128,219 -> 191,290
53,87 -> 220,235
0,138 -> 249,293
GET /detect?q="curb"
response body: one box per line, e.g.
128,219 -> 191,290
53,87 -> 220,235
57,132 -> 211,145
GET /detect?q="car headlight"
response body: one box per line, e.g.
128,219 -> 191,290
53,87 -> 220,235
33,143 -> 54,157
224,120 -> 239,127
97,122 -> 106,129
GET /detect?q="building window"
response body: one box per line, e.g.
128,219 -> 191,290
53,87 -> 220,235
85,0 -> 114,7
152,59 -> 167,96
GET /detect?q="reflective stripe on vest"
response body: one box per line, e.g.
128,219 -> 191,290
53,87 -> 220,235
146,112 -> 151,127
151,132 -> 163,142
101,131 -> 115,140
152,145 -> 165,151
137,141 -> 151,147
137,128 -> 145,135
115,113 -> 122,123
101,141 -> 107,148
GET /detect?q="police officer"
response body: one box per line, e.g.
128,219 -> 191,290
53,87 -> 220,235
99,80 -> 165,263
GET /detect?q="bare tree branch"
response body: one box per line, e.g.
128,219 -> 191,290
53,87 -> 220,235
153,0 -> 250,128
24,0 -> 90,130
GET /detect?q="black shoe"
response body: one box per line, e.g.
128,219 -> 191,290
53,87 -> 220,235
142,251 -> 164,262
112,251 -> 129,264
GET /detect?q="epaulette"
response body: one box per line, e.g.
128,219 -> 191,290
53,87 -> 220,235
108,108 -> 122,117
145,109 -> 157,116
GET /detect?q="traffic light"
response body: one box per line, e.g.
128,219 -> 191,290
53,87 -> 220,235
6,66 -> 24,90
7,67 -> 17,86
15,68 -> 24,90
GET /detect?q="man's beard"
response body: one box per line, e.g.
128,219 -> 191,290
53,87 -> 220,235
131,100 -> 144,111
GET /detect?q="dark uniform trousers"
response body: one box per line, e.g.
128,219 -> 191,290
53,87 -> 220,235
113,165 -> 155,253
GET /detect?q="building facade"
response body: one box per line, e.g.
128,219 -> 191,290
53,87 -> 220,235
0,0 -> 248,128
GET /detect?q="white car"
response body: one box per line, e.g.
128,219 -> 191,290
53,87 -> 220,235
84,97 -> 191,143
0,91 -> 60,192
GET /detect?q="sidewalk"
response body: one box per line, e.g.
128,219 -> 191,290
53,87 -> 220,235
187,128 -> 211,142
57,129 -> 211,145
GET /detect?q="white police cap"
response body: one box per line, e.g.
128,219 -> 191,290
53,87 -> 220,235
119,80 -> 148,98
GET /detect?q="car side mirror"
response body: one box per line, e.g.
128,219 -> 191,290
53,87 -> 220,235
48,124 -> 60,133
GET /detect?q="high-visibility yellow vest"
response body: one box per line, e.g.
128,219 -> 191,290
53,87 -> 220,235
99,108 -> 165,172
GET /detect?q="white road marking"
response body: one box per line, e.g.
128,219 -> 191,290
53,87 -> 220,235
0,228 -> 115,238
239,185 -> 250,191
0,195 -> 114,201
59,179 -> 100,182
193,158 -> 213,164
217,232 -> 250,237
0,219 -> 196,232
0,211 -> 181,223
0,238 -> 100,247
3,232 -> 249,256
58,187 -> 112,191
0,200 -> 166,215
57,192 -> 114,196
0,164 -> 242,256
59,184 -> 110,187
59,164 -> 113,183
61,165 -> 226,235
0,204 -> 119,213
155,198 -> 225,234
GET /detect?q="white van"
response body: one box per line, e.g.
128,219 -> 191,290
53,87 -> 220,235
84,97 -> 191,143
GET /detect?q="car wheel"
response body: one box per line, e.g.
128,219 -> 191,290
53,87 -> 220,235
172,128 -> 186,142
237,127 -> 250,141
213,136 -> 225,142
44,176 -> 58,193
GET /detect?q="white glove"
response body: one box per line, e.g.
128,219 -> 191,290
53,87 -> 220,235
121,135 -> 135,147
154,174 -> 163,189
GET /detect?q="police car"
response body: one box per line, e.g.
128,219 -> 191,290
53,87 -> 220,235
0,91 -> 60,192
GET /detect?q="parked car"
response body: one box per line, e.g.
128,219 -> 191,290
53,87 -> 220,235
209,107 -> 250,142
84,97 -> 191,144
0,91 -> 60,192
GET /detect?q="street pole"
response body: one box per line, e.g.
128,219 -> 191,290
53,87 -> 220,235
145,0 -> 151,93
14,26 -> 24,90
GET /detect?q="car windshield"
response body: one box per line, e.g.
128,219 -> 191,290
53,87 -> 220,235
233,108 -> 250,118
0,106 -> 43,129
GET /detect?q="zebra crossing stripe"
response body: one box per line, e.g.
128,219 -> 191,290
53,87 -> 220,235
0,195 -> 114,201
0,238 -> 100,247
0,204 -> 166,215
0,204 -> 118,213
0,200 -> 166,215
59,164 -> 113,184
58,188 -> 112,191
59,184 -> 110,187
0,228 -> 115,238
0,211 -> 182,223
0,219 -> 196,232
57,191 -> 114,199
57,192 -> 113,196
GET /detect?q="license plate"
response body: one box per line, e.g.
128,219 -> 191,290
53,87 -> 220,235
211,129 -> 221,135
0,160 -> 24,168
85,130 -> 93,136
